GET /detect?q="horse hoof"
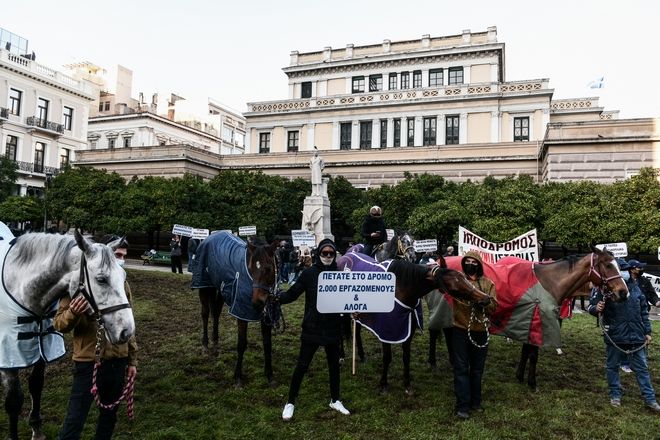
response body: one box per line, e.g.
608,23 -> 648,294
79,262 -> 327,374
31,434 -> 46,440
339,357 -> 345,364
405,388 -> 414,396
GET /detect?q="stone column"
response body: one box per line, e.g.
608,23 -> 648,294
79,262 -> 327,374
414,116 -> 423,146
372,119 -> 380,149
351,121 -> 359,149
332,121 -> 340,149
307,123 -> 315,150
491,111 -> 501,143
464,65 -> 471,84
437,114 -> 446,145
386,118 -> 394,148
401,118 -> 409,147
459,113 -> 468,144
421,69 -> 429,88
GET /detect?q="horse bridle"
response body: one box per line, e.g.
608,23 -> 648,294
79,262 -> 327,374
73,253 -> 132,317
430,265 -> 492,304
396,237 -> 415,260
588,253 -> 622,300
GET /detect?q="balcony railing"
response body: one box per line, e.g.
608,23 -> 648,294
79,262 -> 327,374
0,107 -> 8,119
15,160 -> 59,176
25,117 -> 64,135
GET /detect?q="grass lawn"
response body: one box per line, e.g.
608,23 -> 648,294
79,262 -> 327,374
3,269 -> 659,439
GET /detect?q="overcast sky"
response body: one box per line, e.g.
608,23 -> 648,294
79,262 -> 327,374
4,0 -> 658,118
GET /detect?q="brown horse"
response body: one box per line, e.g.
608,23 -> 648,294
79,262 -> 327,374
191,232 -> 279,387
337,253 -> 491,394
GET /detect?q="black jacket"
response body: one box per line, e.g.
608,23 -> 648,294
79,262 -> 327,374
360,215 -> 387,246
279,257 -> 341,345
638,275 -> 659,310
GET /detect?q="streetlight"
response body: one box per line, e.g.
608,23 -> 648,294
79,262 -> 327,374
43,172 -> 53,232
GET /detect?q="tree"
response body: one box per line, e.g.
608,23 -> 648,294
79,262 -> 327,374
0,196 -> 42,224
327,176 -> 365,243
0,156 -> 18,202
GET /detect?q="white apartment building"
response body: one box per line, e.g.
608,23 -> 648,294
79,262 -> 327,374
0,28 -> 94,195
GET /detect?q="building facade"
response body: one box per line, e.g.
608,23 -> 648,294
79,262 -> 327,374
0,28 -> 94,195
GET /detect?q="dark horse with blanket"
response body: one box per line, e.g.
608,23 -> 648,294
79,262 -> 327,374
337,252 -> 492,394
445,247 -> 628,391
191,231 -> 279,387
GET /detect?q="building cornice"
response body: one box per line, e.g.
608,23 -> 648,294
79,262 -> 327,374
89,112 -> 221,142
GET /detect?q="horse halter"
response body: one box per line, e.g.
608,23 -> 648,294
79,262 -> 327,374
588,253 -> 622,299
396,237 -> 415,260
74,253 -> 132,317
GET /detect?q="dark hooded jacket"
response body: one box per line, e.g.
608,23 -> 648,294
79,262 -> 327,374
360,215 -> 387,246
279,238 -> 342,345
452,251 -> 497,331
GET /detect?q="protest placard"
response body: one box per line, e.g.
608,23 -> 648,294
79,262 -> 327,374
316,271 -> 396,313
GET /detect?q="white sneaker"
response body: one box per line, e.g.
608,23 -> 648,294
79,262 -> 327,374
620,365 -> 632,374
282,403 -> 294,421
329,400 -> 350,415
556,348 -> 564,355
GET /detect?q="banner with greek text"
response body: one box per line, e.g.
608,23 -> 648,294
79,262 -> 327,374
238,226 -> 257,236
458,226 -> 539,263
316,271 -> 396,313
172,224 -> 193,237
595,242 -> 628,258
413,239 -> 438,253
291,230 -> 316,247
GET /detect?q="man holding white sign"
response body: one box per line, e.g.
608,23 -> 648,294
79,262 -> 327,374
278,238 -> 350,421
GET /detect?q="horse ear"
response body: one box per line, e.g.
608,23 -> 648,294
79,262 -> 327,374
590,244 -> 602,254
437,255 -> 447,268
107,236 -> 126,251
74,229 -> 91,254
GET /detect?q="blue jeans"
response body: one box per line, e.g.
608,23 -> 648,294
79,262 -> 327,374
58,359 -> 128,440
605,343 -> 657,404
452,328 -> 488,412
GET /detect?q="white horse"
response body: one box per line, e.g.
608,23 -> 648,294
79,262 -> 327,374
0,226 -> 135,440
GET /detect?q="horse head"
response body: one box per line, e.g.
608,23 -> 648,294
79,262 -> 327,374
247,240 -> 278,310
429,266 -> 492,306
72,230 -> 135,344
590,246 -> 628,302
397,232 -> 416,263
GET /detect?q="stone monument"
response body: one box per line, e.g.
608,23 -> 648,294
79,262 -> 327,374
301,150 -> 333,245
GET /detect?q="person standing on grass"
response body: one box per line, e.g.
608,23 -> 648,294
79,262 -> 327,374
588,261 -> 660,414
278,238 -> 350,421
55,235 -> 138,439
170,234 -> 183,274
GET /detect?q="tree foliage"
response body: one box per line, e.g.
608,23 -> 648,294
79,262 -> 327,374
0,156 -> 18,202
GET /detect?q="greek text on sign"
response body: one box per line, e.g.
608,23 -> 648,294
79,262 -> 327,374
595,242 -> 628,258
458,226 -> 538,263
238,226 -> 257,236
316,271 -> 396,313
413,239 -> 438,253
386,229 -> 395,241
192,228 -> 209,240
172,224 -> 193,237
291,230 -> 316,247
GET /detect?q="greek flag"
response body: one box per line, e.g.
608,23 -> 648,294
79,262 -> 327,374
587,76 -> 604,89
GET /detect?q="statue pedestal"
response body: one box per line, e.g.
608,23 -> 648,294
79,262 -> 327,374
301,178 -> 333,245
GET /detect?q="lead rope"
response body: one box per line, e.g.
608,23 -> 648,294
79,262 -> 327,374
598,312 -> 648,355
91,318 -> 136,421
467,305 -> 490,349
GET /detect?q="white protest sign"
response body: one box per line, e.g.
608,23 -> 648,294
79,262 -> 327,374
413,239 -> 438,253
191,228 -> 209,240
238,226 -> 257,236
291,229 -> 316,247
172,224 -> 193,237
595,242 -> 628,258
642,274 -> 660,296
317,271 -> 396,313
386,229 -> 395,241
458,226 -> 538,263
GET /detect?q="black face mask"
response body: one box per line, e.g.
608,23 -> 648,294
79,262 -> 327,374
464,264 -> 479,276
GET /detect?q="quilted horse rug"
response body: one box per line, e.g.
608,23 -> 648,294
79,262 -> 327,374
191,231 -> 261,322
445,256 -> 562,347
337,252 -> 423,344
0,223 -> 65,368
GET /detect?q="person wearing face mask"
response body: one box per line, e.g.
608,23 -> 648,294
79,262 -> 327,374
54,235 -> 138,439
451,251 -> 497,420
278,238 -> 350,421
628,259 -> 660,310
588,259 -> 660,413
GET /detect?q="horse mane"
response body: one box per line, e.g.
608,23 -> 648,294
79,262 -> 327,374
388,259 -> 433,292
11,233 -> 78,269
552,254 -> 589,271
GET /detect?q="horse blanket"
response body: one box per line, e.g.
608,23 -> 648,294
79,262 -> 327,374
191,231 -> 261,322
337,252 -> 423,344
445,256 -> 561,347
0,223 -> 65,368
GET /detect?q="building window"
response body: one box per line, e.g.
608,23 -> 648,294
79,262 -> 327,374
9,88 -> 22,116
104,101 -> 110,111
37,98 -> 49,121
423,117 -> 437,146
34,142 -> 45,173
407,118 -> 415,146
413,70 -> 422,88
259,132 -> 270,154
340,123 -> 352,150
123,137 -> 131,148
393,119 -> 401,147
5,135 -> 18,161
446,115 -> 460,144
98,102 -> 104,112
429,69 -> 443,87
380,120 -> 388,148
369,75 -> 383,92
388,73 -> 397,90
301,82 -> 312,99
108,138 -> 115,149
400,72 -> 409,89
287,130 -> 299,152
448,67 -> 464,85
359,121 -> 372,149
514,117 -> 530,142
60,148 -> 70,167
352,76 -> 365,93
63,106 -> 73,131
